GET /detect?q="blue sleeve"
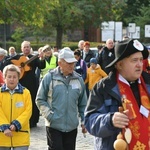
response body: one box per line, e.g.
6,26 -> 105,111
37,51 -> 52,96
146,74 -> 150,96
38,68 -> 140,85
0,124 -> 10,132
11,120 -> 21,131
84,85 -> 120,138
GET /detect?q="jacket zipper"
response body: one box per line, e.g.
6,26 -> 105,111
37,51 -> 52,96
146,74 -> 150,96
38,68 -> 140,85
10,93 -> 13,147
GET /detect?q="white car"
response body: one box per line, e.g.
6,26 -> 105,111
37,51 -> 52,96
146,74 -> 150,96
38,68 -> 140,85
90,47 -> 98,57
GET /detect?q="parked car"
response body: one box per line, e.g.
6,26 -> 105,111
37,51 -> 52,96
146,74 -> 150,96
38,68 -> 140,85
90,47 -> 98,57
146,45 -> 150,50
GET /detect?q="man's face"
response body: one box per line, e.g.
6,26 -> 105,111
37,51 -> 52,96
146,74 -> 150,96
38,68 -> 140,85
116,52 -> 143,81
79,42 -> 84,50
106,40 -> 114,50
0,55 -> 4,61
21,43 -> 31,55
58,59 -> 75,76
53,48 -> 58,52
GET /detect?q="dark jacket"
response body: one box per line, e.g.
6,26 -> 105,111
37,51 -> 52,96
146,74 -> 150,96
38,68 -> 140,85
84,70 -> 150,150
97,47 -> 115,74
82,49 -> 95,67
75,59 -> 87,81
0,56 -> 10,71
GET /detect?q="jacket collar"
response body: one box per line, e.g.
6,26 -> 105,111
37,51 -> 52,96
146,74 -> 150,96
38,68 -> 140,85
1,83 -> 24,94
102,69 -> 122,103
51,66 -> 80,79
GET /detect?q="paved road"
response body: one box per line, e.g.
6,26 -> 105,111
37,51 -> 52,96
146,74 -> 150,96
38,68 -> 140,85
29,116 -> 94,150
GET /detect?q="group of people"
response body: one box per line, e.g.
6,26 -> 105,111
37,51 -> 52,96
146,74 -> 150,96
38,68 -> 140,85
0,38 -> 150,150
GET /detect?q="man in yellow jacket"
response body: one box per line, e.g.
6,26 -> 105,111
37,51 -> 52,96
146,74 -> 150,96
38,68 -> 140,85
0,64 -> 32,150
85,58 -> 107,91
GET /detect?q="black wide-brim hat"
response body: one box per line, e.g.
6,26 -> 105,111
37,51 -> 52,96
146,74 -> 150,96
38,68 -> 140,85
106,39 -> 149,68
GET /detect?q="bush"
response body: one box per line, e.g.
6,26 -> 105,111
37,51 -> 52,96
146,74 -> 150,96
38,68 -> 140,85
1,41 -> 104,53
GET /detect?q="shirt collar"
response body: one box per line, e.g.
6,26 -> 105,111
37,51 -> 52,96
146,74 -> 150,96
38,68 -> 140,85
6,85 -> 19,94
118,74 -> 141,86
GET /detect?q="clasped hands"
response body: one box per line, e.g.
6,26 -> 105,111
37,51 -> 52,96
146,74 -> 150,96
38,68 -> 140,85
4,124 -> 16,137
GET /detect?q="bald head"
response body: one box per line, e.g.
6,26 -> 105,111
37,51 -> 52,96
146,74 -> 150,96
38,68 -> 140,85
106,39 -> 114,50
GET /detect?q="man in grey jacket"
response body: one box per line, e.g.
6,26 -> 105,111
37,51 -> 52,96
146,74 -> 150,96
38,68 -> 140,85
36,47 -> 87,150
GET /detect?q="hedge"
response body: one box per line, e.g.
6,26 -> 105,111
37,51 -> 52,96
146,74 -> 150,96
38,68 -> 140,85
0,41 -> 104,53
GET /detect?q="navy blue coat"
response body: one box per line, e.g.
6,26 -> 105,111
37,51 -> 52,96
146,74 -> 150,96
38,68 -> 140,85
84,70 -> 150,150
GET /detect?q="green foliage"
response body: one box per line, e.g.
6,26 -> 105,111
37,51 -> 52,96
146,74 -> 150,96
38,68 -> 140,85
0,0 -> 59,27
11,27 -> 25,50
0,0 -> 150,49
133,6 -> 150,42
122,0 -> 150,26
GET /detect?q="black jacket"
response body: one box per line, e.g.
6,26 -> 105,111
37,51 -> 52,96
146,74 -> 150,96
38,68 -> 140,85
97,47 -> 115,74
82,49 -> 95,67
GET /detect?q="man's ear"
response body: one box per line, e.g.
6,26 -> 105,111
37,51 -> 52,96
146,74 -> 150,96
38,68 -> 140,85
58,61 -> 61,66
115,61 -> 122,70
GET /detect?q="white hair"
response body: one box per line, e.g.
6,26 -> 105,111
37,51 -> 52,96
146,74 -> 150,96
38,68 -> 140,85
78,40 -> 85,48
21,41 -> 31,48
0,48 -> 7,56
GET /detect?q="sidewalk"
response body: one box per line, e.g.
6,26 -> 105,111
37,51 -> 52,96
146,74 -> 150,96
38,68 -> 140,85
29,116 -> 94,150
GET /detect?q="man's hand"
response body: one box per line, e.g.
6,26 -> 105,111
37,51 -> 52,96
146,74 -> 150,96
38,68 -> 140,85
81,124 -> 87,137
112,110 -> 129,128
4,129 -> 13,137
81,124 -> 87,133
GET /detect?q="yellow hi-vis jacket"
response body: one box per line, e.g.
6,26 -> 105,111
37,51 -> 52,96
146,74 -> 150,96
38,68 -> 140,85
41,55 -> 57,78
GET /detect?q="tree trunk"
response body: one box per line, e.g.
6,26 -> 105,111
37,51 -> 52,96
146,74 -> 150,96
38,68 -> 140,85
56,25 -> 63,49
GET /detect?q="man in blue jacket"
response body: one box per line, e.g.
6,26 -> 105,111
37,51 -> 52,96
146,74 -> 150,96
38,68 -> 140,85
84,39 -> 150,150
36,47 -> 87,150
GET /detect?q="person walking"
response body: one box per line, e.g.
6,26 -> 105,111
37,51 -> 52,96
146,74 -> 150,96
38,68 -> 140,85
74,49 -> 87,81
82,41 -> 95,67
85,58 -> 107,92
97,39 -> 115,74
5,41 -> 45,128
84,39 -> 150,150
78,40 -> 85,58
36,47 -> 87,150
8,46 -> 17,58
40,44 -> 57,78
0,48 -> 9,71
0,64 -> 32,150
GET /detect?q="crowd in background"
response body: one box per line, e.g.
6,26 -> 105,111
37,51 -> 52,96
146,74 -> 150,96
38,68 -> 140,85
0,39 -> 113,98
0,38 -> 150,149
